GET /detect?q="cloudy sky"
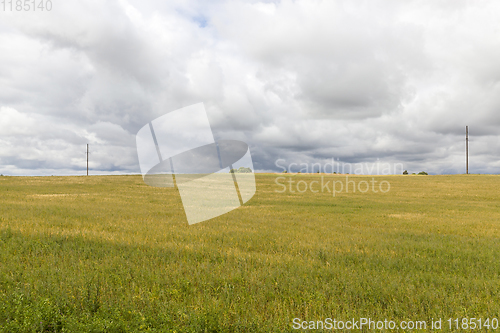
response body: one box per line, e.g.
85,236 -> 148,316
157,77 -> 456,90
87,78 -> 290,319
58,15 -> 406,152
1,0 -> 499,176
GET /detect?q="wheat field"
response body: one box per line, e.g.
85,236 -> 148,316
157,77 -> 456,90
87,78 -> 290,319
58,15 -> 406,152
1,174 -> 500,332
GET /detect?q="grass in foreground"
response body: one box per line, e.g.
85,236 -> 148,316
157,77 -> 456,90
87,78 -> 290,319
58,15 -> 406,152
1,174 -> 500,332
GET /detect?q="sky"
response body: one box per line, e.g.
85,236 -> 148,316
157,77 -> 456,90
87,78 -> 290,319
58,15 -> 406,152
1,0 -> 499,176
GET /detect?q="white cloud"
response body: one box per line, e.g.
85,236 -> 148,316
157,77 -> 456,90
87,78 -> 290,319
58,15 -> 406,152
1,0 -> 500,175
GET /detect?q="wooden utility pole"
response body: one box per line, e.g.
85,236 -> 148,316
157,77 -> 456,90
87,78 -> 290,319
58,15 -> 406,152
86,144 -> 89,176
466,126 -> 469,175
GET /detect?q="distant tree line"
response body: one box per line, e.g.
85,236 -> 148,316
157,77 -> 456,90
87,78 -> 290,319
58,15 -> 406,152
230,167 -> 252,173
403,170 -> 428,175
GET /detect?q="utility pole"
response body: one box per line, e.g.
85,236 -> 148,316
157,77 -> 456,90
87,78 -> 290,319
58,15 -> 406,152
86,144 -> 89,176
466,126 -> 469,175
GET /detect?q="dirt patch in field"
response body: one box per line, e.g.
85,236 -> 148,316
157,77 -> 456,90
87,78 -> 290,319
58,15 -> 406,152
29,194 -> 90,198
388,213 -> 425,219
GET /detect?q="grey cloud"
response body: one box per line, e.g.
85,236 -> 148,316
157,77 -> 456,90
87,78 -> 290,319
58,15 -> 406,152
1,0 -> 500,176
212,1 -> 428,120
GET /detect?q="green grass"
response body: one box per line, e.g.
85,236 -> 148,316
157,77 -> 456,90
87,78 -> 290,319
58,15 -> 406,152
1,174 -> 500,332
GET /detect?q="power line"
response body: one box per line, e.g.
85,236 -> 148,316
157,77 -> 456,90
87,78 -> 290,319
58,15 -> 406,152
466,126 -> 469,175
86,144 -> 89,176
